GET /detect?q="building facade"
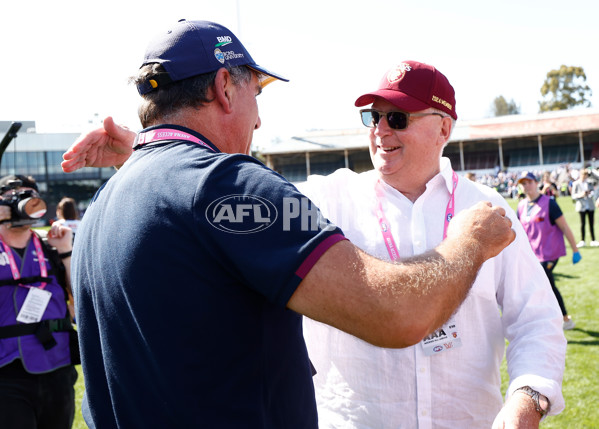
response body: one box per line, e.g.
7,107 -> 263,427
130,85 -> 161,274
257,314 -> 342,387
0,121 -> 115,223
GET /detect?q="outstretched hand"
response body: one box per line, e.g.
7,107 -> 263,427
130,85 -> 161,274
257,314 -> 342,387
61,116 -> 137,172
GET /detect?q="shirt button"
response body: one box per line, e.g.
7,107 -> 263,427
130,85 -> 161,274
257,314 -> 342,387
419,367 -> 426,373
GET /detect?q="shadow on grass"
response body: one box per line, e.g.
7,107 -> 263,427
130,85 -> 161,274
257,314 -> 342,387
554,273 -> 579,280
566,328 -> 599,346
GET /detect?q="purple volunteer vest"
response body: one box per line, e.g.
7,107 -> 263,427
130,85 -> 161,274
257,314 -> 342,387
518,194 -> 566,262
0,241 -> 70,373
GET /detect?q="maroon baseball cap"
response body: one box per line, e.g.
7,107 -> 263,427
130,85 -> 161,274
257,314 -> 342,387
355,61 -> 458,120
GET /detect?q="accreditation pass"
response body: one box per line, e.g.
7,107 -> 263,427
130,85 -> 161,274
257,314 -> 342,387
421,318 -> 462,356
16,288 -> 52,324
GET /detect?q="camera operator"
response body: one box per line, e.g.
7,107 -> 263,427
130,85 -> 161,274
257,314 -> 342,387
0,174 -> 78,429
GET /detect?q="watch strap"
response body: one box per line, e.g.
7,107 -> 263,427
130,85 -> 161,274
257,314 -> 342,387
515,386 -> 550,417
58,250 -> 72,259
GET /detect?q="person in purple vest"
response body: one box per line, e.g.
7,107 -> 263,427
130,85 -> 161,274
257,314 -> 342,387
0,174 -> 77,429
517,171 -> 581,330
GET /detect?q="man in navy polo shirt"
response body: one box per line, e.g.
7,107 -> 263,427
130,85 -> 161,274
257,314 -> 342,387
63,20 -> 514,428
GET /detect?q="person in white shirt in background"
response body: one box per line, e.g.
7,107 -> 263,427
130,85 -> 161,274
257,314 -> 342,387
299,61 -> 566,429
571,168 -> 599,247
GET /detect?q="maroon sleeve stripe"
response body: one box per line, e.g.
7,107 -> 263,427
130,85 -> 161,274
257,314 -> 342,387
295,234 -> 348,279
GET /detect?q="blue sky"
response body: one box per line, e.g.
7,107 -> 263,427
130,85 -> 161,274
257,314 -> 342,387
1,0 -> 597,150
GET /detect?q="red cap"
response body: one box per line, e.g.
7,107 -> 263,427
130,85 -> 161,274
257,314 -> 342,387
355,61 -> 457,120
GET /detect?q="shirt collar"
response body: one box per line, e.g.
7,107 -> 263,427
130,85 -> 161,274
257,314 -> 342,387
375,157 -> 455,200
438,157 -> 455,194
134,124 -> 219,153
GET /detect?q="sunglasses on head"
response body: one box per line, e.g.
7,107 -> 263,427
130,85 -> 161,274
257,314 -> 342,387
360,109 -> 446,130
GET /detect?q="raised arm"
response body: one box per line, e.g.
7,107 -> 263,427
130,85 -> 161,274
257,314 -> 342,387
61,116 -> 136,173
288,201 -> 516,348
46,223 -> 75,319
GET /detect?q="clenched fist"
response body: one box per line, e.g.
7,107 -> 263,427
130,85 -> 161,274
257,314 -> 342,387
446,201 -> 516,262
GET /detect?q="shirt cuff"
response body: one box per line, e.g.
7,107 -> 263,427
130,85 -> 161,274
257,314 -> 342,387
507,375 -> 564,417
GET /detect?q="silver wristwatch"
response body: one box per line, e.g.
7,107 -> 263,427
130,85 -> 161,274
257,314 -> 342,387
515,386 -> 550,417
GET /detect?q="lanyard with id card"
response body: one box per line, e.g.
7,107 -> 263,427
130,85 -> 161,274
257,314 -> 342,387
0,234 -> 52,323
374,171 -> 462,356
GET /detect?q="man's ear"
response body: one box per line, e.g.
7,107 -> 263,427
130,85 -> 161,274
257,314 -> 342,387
438,116 -> 453,146
212,68 -> 235,114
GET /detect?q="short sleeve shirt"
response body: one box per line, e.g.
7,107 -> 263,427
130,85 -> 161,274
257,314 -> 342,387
73,125 -> 345,429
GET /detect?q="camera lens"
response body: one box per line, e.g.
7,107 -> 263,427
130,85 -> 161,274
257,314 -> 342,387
18,197 -> 47,219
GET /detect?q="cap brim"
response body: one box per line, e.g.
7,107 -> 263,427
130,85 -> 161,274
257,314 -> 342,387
355,89 -> 430,112
247,65 -> 289,88
517,177 -> 536,184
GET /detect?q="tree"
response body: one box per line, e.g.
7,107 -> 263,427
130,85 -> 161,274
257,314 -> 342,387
492,95 -> 520,116
539,65 -> 592,112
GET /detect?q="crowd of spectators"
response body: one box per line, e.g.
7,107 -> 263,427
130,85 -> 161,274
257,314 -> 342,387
468,163 -> 598,200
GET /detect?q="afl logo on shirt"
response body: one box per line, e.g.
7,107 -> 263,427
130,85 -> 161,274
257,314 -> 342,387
206,194 -> 278,234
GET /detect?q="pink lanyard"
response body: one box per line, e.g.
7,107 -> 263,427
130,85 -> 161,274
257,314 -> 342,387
135,128 -> 216,152
0,234 -> 48,289
375,171 -> 459,262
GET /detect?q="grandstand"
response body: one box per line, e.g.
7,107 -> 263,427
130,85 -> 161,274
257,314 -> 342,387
259,108 -> 599,182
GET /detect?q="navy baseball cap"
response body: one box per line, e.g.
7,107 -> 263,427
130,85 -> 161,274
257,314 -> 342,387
137,19 -> 288,95
517,171 -> 538,184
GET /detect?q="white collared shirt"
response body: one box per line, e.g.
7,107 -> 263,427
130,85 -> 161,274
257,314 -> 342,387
299,158 -> 566,429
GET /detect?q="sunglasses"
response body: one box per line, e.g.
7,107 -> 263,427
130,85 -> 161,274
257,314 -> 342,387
360,109 -> 446,130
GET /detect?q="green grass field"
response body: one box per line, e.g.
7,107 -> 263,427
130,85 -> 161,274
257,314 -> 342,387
68,196 -> 598,428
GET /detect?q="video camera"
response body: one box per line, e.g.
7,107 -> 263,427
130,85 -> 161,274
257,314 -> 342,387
0,179 -> 47,226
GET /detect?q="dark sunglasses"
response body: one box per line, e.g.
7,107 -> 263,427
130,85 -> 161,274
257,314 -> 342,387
360,109 -> 446,130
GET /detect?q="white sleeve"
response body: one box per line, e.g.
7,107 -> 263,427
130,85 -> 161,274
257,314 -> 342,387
495,199 -> 567,415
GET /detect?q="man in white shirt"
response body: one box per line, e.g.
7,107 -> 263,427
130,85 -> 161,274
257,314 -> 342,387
299,61 -> 566,428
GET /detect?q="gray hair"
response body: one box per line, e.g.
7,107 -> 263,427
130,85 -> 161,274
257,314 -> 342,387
130,64 -> 253,127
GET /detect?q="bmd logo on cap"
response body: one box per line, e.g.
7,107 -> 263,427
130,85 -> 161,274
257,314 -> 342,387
215,36 -> 232,47
206,194 -> 278,234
